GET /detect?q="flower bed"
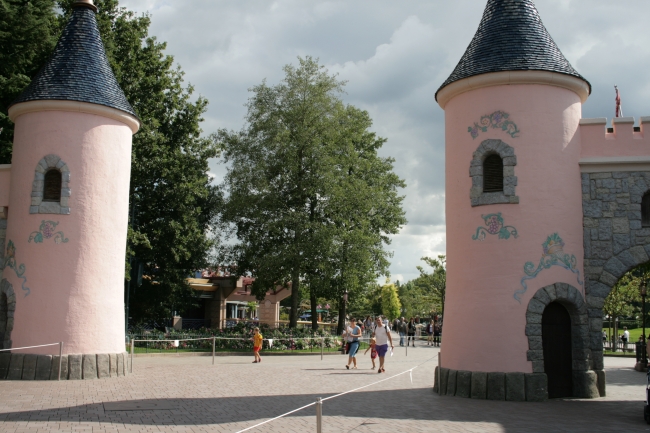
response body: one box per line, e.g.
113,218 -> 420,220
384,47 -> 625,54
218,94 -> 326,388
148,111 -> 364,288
127,322 -> 346,353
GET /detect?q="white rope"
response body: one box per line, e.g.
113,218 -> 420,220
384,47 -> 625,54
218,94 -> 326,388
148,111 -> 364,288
233,354 -> 438,433
0,342 -> 60,352
234,401 -> 317,433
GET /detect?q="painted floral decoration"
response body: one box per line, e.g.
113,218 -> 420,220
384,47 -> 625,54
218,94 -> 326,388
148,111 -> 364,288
3,240 -> 30,296
514,233 -> 583,303
472,213 -> 518,241
29,220 -> 69,244
468,110 -> 520,139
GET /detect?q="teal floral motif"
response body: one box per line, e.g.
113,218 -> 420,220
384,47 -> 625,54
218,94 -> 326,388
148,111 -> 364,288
28,220 -> 68,244
472,213 -> 518,241
514,233 -> 583,303
468,110 -> 520,139
3,240 -> 30,297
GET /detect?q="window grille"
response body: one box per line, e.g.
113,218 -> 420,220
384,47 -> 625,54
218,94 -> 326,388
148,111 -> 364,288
483,154 -> 503,193
43,169 -> 62,202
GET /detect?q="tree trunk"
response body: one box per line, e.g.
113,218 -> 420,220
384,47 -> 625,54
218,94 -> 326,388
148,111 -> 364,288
289,274 -> 300,329
337,297 -> 346,335
310,288 -> 318,331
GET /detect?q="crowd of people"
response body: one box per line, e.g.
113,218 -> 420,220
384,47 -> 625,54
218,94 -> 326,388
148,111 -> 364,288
340,315 -> 442,373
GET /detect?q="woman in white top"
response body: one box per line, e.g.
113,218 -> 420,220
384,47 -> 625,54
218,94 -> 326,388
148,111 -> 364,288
372,316 -> 394,374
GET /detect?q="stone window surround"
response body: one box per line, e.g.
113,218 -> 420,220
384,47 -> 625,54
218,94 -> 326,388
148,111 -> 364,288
30,155 -> 70,215
525,283 -> 602,398
469,139 -> 519,207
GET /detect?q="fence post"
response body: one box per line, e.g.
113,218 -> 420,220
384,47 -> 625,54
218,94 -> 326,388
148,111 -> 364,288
212,337 -> 215,365
316,397 -> 322,433
321,337 -> 324,361
58,341 -> 64,381
130,338 -> 134,373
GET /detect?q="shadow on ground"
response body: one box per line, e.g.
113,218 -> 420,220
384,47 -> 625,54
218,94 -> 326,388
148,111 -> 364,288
0,385 -> 646,431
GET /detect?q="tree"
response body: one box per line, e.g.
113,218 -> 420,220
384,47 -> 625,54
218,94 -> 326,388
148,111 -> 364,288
0,0 -> 59,163
604,266 -> 644,345
216,57 -> 406,329
414,255 -> 446,317
58,0 -> 220,323
381,281 -> 401,320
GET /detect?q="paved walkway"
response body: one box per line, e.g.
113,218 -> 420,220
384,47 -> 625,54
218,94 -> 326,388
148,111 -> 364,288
0,337 -> 647,432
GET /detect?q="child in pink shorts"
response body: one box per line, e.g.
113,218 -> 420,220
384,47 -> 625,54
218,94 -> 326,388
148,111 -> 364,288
364,337 -> 378,370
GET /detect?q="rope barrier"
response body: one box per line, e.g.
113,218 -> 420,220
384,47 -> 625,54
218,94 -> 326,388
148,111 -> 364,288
0,342 -> 61,352
232,354 -> 438,433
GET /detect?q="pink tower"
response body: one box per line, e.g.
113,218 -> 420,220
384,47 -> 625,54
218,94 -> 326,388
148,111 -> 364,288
434,0 -> 600,400
0,0 -> 139,380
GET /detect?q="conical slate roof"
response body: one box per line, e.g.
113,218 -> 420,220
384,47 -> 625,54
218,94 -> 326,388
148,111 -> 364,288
11,2 -> 136,117
436,0 -> 590,100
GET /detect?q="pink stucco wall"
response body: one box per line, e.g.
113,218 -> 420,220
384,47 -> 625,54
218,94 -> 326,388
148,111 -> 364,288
443,84 -> 584,373
5,110 -> 132,355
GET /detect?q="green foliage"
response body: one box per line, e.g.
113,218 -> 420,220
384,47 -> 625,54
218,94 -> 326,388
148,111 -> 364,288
381,281 -> 401,320
604,265 -> 645,323
413,255 -> 446,316
0,0 -> 60,163
216,56 -> 406,329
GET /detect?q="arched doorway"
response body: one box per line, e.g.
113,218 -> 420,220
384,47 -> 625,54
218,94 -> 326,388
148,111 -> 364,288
542,302 -> 573,398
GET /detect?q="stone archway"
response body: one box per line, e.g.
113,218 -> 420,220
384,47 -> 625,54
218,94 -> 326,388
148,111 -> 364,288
0,279 -> 15,349
582,170 -> 650,388
525,283 -> 600,398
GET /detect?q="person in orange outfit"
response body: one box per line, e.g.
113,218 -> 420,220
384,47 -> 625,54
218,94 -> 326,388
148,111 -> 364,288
252,327 -> 263,363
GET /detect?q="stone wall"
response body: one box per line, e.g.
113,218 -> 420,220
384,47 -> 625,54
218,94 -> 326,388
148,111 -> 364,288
582,171 -> 650,379
0,352 -> 129,380
434,367 -> 546,401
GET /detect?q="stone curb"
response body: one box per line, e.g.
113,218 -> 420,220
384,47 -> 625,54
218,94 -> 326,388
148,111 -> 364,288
0,352 -> 128,380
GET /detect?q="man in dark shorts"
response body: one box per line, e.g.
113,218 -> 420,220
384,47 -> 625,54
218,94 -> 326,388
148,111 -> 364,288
372,316 -> 394,374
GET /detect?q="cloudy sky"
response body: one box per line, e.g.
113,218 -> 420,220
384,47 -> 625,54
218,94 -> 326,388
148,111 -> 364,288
120,0 -> 650,283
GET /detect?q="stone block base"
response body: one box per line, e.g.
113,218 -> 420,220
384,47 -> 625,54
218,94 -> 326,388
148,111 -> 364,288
0,352 -> 129,380
433,367 -> 603,401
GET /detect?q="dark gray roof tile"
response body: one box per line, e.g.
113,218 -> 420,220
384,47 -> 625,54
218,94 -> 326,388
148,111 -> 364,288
436,0 -> 590,100
11,4 -> 136,117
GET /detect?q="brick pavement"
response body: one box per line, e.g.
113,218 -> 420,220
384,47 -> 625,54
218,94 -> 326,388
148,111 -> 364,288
0,337 -> 648,432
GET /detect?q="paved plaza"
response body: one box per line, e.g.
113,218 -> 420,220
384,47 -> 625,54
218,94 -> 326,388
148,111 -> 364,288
0,335 -> 647,432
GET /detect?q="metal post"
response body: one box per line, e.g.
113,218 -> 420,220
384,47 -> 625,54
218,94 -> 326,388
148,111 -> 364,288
321,337 -> 324,360
212,337 -> 216,365
406,340 -> 408,357
316,397 -> 322,433
130,338 -> 134,373
643,290 -> 648,369
58,341 -> 64,381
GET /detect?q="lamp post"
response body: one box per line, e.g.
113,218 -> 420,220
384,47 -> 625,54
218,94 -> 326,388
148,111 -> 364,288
642,282 -> 648,370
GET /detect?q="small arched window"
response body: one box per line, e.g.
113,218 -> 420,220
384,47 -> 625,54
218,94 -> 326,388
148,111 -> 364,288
43,169 -> 62,202
483,154 -> 503,193
642,192 -> 650,227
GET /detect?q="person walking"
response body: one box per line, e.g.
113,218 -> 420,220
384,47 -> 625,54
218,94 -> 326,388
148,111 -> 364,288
398,317 -> 407,346
426,321 -> 434,346
373,316 -> 394,374
252,327 -> 263,363
407,317 -> 416,347
433,321 -> 441,347
623,327 -> 630,352
345,318 -> 361,369
364,337 -> 378,370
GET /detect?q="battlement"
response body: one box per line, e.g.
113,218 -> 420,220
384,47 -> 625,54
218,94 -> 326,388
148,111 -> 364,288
580,116 -> 650,160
